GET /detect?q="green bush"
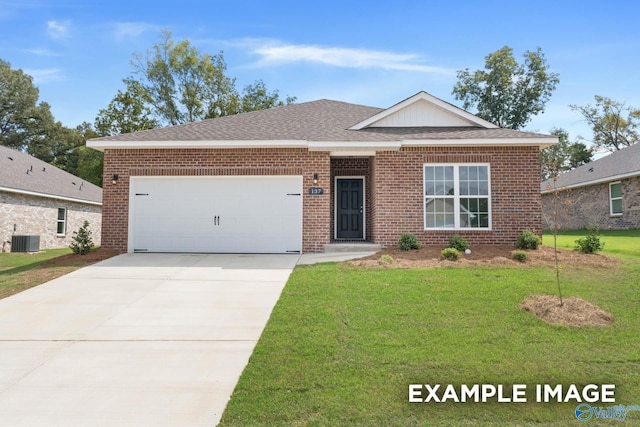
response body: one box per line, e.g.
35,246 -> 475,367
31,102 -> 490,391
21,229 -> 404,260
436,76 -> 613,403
513,250 -> 528,262
399,234 -> 420,251
575,225 -> 605,254
448,235 -> 469,251
69,220 -> 94,255
516,229 -> 541,250
380,254 -> 394,264
441,247 -> 460,261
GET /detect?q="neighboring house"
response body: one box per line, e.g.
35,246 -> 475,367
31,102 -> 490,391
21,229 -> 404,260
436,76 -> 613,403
0,145 -> 102,251
541,142 -> 640,230
87,91 -> 556,254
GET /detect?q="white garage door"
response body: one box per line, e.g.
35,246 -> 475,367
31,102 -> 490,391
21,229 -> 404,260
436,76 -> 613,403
129,176 -> 303,253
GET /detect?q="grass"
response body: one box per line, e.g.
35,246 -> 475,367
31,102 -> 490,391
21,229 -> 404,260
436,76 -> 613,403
543,229 -> 640,260
0,248 -> 111,299
220,234 -> 640,426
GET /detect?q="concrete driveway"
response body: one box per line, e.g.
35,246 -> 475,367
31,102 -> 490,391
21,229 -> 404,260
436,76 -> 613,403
0,253 -> 298,426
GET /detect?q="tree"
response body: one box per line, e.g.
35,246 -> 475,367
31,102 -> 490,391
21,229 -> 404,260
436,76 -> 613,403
74,122 -> 103,187
69,220 -> 94,255
540,128 -> 592,180
95,79 -> 158,136
570,96 -> 640,152
0,59 -> 56,151
119,30 -> 295,126
130,30 -> 239,125
452,46 -> 559,129
239,80 -> 297,113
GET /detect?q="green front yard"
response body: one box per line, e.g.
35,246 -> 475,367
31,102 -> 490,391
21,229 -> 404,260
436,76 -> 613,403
221,231 -> 640,426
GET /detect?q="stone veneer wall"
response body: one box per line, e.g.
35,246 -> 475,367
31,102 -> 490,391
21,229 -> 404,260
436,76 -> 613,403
541,176 -> 640,230
0,191 -> 102,251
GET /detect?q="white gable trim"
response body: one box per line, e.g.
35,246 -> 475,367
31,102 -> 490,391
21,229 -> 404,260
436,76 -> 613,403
0,186 -> 102,206
348,91 -> 499,130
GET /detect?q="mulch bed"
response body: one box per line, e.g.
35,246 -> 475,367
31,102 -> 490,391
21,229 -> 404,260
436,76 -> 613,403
350,245 -> 618,269
519,295 -> 613,327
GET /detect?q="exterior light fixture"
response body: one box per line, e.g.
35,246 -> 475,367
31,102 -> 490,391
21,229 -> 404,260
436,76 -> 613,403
112,174 -> 119,185
313,173 -> 318,184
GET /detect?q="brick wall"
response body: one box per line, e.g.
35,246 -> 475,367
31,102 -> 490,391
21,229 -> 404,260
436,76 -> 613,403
330,157 -> 373,241
102,148 -> 330,253
541,176 -> 640,230
0,191 -> 101,252
371,146 -> 542,247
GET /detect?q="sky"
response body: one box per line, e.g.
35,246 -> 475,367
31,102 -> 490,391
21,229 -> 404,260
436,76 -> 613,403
1,0 -> 639,151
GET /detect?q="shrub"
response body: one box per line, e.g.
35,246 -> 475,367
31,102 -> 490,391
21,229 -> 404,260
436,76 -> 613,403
399,234 -> 420,251
448,235 -> 469,251
575,225 -> 605,254
441,247 -> 460,261
380,254 -> 394,264
513,250 -> 528,262
516,229 -> 541,250
69,220 -> 94,255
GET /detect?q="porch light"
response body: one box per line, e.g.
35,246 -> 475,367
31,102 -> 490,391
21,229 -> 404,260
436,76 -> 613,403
112,174 -> 119,185
313,173 -> 318,184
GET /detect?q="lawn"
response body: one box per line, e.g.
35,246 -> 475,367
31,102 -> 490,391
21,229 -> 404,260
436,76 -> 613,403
543,228 -> 640,260
0,248 -> 115,299
220,234 -> 640,426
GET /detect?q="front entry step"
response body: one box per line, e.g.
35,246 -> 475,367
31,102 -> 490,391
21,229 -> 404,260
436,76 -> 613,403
323,243 -> 381,253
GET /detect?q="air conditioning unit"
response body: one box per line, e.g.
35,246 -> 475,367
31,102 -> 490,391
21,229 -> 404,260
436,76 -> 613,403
11,235 -> 40,252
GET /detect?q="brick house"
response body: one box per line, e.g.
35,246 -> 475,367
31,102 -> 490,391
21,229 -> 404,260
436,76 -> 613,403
88,91 -> 556,254
0,145 -> 102,251
541,142 -> 640,230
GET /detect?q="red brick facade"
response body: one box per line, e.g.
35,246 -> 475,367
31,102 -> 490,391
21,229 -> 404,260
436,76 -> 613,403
371,146 -> 542,247
101,145 -> 542,253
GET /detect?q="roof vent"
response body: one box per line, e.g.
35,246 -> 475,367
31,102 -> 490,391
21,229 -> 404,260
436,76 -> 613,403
8,157 -> 13,161
42,167 -> 46,172
588,167 -> 594,173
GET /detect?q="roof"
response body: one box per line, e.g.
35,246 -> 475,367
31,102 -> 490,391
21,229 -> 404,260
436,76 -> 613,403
88,91 -> 557,151
0,145 -> 102,205
541,143 -> 640,192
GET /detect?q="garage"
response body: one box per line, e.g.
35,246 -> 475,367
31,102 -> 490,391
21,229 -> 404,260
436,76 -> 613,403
128,176 -> 303,253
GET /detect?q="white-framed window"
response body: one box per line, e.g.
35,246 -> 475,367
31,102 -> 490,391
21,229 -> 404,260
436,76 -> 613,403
609,182 -> 623,216
424,164 -> 491,229
57,208 -> 67,235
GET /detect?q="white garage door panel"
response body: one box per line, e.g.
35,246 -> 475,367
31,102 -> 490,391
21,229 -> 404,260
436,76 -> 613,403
130,176 -> 302,253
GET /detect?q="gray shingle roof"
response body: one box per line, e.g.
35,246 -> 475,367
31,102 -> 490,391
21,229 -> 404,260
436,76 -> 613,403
541,143 -> 640,192
91,99 -> 551,143
0,145 -> 102,204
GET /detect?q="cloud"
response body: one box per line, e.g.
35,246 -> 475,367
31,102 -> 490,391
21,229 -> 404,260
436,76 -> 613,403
47,20 -> 70,39
108,22 -> 163,40
24,48 -> 62,57
23,68 -> 63,83
242,40 -> 454,75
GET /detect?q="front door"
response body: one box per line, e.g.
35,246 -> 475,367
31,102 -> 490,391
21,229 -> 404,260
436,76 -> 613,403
336,178 -> 364,239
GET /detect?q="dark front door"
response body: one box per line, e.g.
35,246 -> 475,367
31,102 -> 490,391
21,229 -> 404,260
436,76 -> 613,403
336,178 -> 364,239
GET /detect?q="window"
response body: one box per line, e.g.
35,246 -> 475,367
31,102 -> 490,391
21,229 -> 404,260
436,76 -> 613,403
424,164 -> 490,229
57,208 -> 67,235
610,182 -> 622,215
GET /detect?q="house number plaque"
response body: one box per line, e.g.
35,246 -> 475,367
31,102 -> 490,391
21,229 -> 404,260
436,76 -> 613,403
308,187 -> 324,195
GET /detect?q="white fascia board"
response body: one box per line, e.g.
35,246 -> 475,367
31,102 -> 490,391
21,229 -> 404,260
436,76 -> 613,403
330,151 -> 378,157
541,171 -> 640,194
349,91 -> 499,130
0,186 -> 102,206
308,141 -> 402,152
401,137 -> 558,148
87,139 -> 308,151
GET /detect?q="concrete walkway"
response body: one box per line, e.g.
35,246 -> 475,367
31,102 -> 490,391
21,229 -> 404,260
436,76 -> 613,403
0,253 -> 298,426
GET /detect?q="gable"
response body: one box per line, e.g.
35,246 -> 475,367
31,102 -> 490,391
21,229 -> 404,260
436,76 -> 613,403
365,99 -> 482,127
349,91 -> 498,130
